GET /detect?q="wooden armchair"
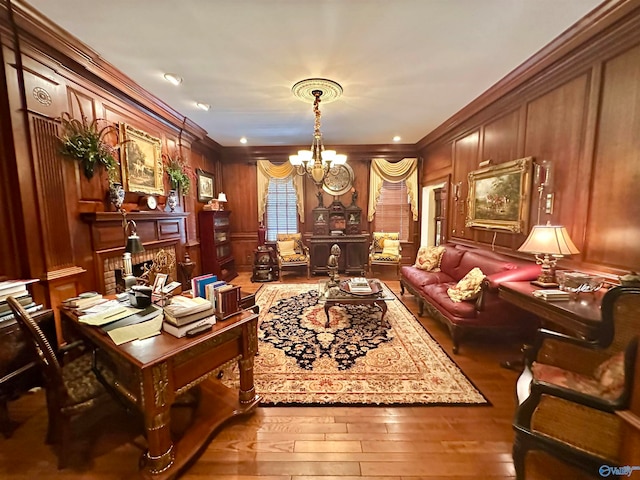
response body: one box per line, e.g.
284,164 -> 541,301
368,232 -> 402,277
276,233 -> 310,279
7,296 -> 117,469
512,286 -> 640,479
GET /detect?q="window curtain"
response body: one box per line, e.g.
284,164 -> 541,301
368,157 -> 419,221
257,160 -> 305,222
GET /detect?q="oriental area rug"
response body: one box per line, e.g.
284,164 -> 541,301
220,283 -> 488,406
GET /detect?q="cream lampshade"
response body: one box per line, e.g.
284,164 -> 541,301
518,221 -> 580,287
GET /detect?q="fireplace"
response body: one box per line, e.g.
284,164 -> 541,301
81,211 -> 189,294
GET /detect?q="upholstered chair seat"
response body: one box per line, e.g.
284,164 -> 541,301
276,233 -> 310,278
512,286 -> 640,479
7,296 -> 120,469
368,232 -> 402,277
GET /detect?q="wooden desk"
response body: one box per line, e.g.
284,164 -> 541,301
62,308 -> 260,479
499,281 -> 604,340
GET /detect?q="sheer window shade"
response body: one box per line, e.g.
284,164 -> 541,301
375,180 -> 410,241
266,177 -> 298,241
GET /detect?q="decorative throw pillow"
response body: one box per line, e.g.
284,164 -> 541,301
414,245 -> 445,271
594,351 -> 625,398
447,267 -> 485,303
277,240 -> 296,257
381,239 -> 400,256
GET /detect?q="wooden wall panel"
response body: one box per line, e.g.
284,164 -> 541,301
421,142 -> 451,184
586,43 -> 640,269
524,74 -> 590,245
451,131 -> 479,241
482,109 -> 521,165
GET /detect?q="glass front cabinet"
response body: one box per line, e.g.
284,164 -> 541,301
198,210 -> 238,281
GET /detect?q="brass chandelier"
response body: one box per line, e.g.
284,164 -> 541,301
289,78 -> 347,186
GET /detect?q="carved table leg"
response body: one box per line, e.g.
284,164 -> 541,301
239,318 -> 260,405
375,300 -> 389,327
324,302 -> 333,328
141,363 -> 175,475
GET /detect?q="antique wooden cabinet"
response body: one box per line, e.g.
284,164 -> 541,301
198,210 -> 238,282
309,234 -> 369,276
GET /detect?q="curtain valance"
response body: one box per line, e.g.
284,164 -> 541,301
368,157 -> 419,221
257,160 -> 305,222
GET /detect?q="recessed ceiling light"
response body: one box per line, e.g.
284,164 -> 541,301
393,135 -> 401,142
163,73 -> 182,86
196,102 -> 210,111
240,137 -> 248,144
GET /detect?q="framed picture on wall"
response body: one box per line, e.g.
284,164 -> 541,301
120,123 -> 164,195
465,156 -> 533,233
197,169 -> 215,203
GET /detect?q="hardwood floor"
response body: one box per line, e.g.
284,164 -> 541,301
0,271 -> 528,479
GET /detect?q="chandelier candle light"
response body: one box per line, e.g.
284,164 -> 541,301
518,221 -> 580,287
289,78 -> 347,186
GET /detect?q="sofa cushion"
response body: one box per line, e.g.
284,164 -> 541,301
447,267 -> 485,303
422,283 -> 478,319
450,251 -> 516,281
414,245 -> 445,271
439,246 -> 466,275
401,266 -> 454,288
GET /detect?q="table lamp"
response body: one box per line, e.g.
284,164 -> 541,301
518,221 -> 580,287
217,192 -> 227,211
123,220 -> 144,290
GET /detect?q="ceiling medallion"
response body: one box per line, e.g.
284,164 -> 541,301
291,78 -> 343,104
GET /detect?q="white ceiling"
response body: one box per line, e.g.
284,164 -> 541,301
25,0 -> 603,147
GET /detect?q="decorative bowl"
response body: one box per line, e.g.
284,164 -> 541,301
557,271 -> 604,294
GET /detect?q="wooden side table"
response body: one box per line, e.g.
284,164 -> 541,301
251,247 -> 278,283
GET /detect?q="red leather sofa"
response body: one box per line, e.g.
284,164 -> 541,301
400,244 -> 541,353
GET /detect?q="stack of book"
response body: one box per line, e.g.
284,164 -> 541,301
0,279 -> 41,321
349,277 -> 372,294
62,292 -> 106,310
162,296 -> 216,337
532,289 -> 571,301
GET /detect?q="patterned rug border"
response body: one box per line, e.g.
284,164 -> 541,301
237,282 -> 491,407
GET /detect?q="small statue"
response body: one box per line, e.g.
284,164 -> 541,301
316,190 -> 325,207
350,188 -> 358,206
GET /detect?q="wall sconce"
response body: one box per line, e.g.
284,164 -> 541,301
453,182 -> 462,202
534,160 -> 554,223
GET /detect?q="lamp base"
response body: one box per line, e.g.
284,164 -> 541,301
531,280 -> 559,288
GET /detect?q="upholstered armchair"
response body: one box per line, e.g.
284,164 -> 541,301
276,233 -> 310,279
368,232 -> 402,277
7,296 -> 118,469
512,286 -> 640,479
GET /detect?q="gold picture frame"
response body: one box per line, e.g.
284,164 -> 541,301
466,156 -> 533,233
120,123 -> 164,195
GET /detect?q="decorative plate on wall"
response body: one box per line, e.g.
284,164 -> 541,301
322,163 -> 354,196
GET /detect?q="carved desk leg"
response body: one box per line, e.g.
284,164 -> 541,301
239,318 -> 260,406
141,362 -> 175,475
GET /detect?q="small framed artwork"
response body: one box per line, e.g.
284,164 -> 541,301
120,123 -> 164,195
197,169 -> 215,203
466,156 -> 533,233
152,273 -> 168,295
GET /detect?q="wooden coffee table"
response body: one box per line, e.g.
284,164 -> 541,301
318,279 -> 395,328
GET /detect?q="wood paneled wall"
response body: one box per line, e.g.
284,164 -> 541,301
418,1 -> 640,278
221,144 -> 418,269
0,3 -> 222,315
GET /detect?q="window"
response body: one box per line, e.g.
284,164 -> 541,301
265,176 -> 298,241
375,180 -> 410,241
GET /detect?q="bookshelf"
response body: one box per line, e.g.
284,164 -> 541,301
198,210 -> 238,282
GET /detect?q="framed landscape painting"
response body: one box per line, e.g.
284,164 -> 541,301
465,157 -> 533,233
120,123 -> 164,195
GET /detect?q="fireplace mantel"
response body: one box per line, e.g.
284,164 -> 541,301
81,211 -> 190,293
